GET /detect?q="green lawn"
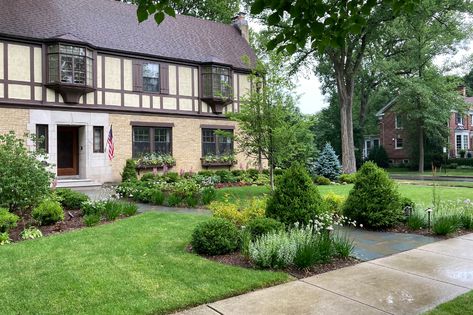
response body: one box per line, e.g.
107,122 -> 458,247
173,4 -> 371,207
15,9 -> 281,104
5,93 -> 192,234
426,290 -> 473,315
216,184 -> 473,205
0,212 -> 289,315
388,168 -> 473,177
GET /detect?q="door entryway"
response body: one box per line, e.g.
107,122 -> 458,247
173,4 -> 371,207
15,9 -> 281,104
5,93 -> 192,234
57,126 -> 79,176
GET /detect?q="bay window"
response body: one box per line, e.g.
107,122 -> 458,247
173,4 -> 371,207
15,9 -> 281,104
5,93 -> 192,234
47,44 -> 93,87
201,65 -> 233,114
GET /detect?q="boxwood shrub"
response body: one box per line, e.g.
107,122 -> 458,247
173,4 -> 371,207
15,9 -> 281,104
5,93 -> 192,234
55,188 -> 89,210
245,217 -> 284,241
32,198 -> 65,225
344,162 -> 403,229
191,218 -> 240,255
0,208 -> 19,233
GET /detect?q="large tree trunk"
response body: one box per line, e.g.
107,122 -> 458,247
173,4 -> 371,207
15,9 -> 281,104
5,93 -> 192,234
418,126 -> 424,173
335,67 -> 357,174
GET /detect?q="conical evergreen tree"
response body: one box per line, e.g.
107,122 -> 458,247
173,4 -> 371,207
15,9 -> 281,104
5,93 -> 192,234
312,143 -> 342,180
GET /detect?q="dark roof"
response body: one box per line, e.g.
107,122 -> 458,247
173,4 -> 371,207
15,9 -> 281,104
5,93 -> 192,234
0,0 -> 255,70
377,95 -> 473,116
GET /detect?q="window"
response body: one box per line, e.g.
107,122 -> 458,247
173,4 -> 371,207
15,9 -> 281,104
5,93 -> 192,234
132,126 -> 172,157
202,66 -> 232,99
36,124 -> 48,153
47,44 -> 93,87
456,133 -> 469,155
395,138 -> 403,149
93,126 -> 104,153
395,114 -> 403,129
373,139 -> 380,148
202,129 -> 233,157
143,63 -> 160,92
455,113 -> 464,126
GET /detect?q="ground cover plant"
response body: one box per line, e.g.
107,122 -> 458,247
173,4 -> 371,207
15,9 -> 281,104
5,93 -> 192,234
426,290 -> 473,315
0,212 -> 288,314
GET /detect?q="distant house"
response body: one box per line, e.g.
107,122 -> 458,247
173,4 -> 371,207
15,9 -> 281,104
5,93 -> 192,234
0,0 -> 255,185
364,87 -> 473,165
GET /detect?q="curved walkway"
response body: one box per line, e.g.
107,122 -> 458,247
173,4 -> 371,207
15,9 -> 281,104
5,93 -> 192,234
178,233 -> 473,315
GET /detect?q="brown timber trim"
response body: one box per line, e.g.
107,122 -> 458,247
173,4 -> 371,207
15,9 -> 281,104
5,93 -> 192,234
4,42 -> 8,98
101,55 -> 105,105
42,43 -> 47,103
130,121 -> 175,127
176,65 -> 180,110
30,46 -> 35,100
200,124 -> 235,130
0,101 -> 230,120
192,68 -> 195,112
120,58 -> 124,107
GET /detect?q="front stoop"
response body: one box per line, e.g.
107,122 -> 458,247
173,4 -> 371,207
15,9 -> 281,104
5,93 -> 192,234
56,178 -> 102,189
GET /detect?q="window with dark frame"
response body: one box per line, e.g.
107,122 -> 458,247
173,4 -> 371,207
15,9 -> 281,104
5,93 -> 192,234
202,66 -> 232,99
36,124 -> 49,153
93,126 -> 104,153
202,129 -> 233,157
132,126 -> 172,158
395,138 -> 404,149
143,63 -> 160,92
47,44 -> 94,87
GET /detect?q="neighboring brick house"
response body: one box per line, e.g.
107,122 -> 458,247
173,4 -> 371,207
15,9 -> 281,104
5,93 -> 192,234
364,89 -> 473,165
0,0 -> 256,185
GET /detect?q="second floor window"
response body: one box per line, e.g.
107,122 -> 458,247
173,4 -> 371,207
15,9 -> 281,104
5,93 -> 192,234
47,44 -> 93,87
455,113 -> 464,126
202,129 -> 233,157
132,126 -> 172,158
395,138 -> 404,149
202,66 -> 232,99
395,114 -> 403,129
143,63 -> 160,92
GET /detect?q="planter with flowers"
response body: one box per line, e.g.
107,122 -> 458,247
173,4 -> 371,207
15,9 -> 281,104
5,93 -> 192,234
201,154 -> 237,168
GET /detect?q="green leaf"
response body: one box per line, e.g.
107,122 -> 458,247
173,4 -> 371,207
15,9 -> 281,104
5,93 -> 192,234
267,12 -> 281,25
286,43 -> 297,54
251,0 -> 266,14
154,12 -> 166,25
164,6 -> 176,17
266,38 -> 279,51
137,6 -> 149,23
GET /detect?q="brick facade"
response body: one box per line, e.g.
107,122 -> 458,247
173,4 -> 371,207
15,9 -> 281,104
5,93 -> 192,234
0,108 -> 29,136
378,111 -> 410,164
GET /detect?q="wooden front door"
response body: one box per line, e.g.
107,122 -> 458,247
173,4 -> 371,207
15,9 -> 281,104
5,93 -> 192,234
57,126 -> 79,176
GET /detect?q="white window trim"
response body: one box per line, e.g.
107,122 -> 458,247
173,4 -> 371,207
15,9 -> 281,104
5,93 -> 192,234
395,114 -> 403,129
395,138 -> 403,150
455,131 -> 470,156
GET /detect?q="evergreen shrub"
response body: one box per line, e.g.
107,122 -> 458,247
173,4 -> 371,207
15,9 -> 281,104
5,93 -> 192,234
191,218 -> 240,255
311,143 -> 341,180
344,162 -> 403,229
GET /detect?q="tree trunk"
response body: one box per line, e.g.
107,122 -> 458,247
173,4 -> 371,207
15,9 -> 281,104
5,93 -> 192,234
418,126 -> 424,173
335,66 -> 357,174
257,149 -> 263,173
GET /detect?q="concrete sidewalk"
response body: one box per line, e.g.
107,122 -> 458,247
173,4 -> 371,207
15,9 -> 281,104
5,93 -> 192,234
179,233 -> 473,315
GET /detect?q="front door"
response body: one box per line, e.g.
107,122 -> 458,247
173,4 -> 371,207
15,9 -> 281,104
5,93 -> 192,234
57,126 -> 79,176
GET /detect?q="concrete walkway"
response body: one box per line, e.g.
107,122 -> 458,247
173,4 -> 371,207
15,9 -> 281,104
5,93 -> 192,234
178,233 -> 473,315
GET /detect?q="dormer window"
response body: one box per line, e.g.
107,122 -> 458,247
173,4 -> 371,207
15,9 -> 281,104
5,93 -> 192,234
201,65 -> 233,114
46,43 -> 95,104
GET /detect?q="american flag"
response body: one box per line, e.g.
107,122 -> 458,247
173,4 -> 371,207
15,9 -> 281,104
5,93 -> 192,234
107,125 -> 115,160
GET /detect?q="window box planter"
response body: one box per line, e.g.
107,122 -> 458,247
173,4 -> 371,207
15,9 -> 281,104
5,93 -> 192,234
201,155 -> 237,168
134,153 -> 176,173
201,160 -> 237,167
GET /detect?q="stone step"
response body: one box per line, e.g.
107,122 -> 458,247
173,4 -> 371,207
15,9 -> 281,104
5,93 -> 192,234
56,179 -> 102,189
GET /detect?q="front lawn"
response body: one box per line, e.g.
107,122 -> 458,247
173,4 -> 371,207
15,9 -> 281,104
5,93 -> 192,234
426,290 -> 473,315
215,184 -> 473,205
0,212 -> 289,315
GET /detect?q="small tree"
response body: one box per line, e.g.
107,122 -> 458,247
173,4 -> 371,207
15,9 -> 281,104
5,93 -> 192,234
121,159 -> 138,182
266,163 -> 324,226
367,146 -> 389,168
311,143 -> 341,180
344,162 -> 403,230
0,132 -> 53,212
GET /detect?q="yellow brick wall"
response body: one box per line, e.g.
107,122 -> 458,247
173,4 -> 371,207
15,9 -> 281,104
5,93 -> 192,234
0,107 -> 29,136
109,113 -> 257,182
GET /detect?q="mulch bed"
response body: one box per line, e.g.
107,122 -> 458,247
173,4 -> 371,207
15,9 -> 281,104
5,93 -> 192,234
386,223 -> 472,239
8,209 -> 86,242
187,245 -> 360,279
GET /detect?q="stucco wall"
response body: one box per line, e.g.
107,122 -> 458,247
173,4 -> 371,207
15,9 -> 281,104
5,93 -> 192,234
109,113 -> 256,182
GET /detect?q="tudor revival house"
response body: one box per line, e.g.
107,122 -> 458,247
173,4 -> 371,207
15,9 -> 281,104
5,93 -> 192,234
364,88 -> 473,165
0,0 -> 255,184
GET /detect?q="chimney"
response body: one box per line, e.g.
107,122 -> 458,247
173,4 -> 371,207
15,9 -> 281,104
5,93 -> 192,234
232,12 -> 249,43
457,84 -> 466,97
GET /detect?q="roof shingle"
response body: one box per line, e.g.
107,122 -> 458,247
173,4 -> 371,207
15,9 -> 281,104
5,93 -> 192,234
0,0 -> 255,70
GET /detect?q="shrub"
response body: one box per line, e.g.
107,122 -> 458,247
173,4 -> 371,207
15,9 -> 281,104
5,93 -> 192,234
134,187 -> 154,203
246,169 -> 259,181
83,214 -> 101,227
55,188 -> 89,210
191,218 -> 240,255
339,173 -> 356,184
249,229 -> 296,269
241,198 -> 266,222
201,186 -> 217,205
0,232 -> 10,245
0,132 -> 53,211
167,193 -> 182,207
344,162 -> 403,230
81,200 -> 106,216
367,146 -> 390,168
245,217 -> 284,241
311,143 -> 341,180
32,199 -> 64,225
185,195 -> 199,208
140,172 -> 157,182
266,163 -> 324,226
209,201 -> 243,225
0,208 -> 19,233
20,227 -> 43,240
432,216 -> 460,235
162,172 -> 179,183
150,189 -> 165,205
103,200 -> 122,221
198,170 -> 214,177
400,197 -> 415,209
121,159 -> 138,182
314,176 -> 331,185
215,170 -> 236,183
323,192 -> 346,215
121,202 -> 138,217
